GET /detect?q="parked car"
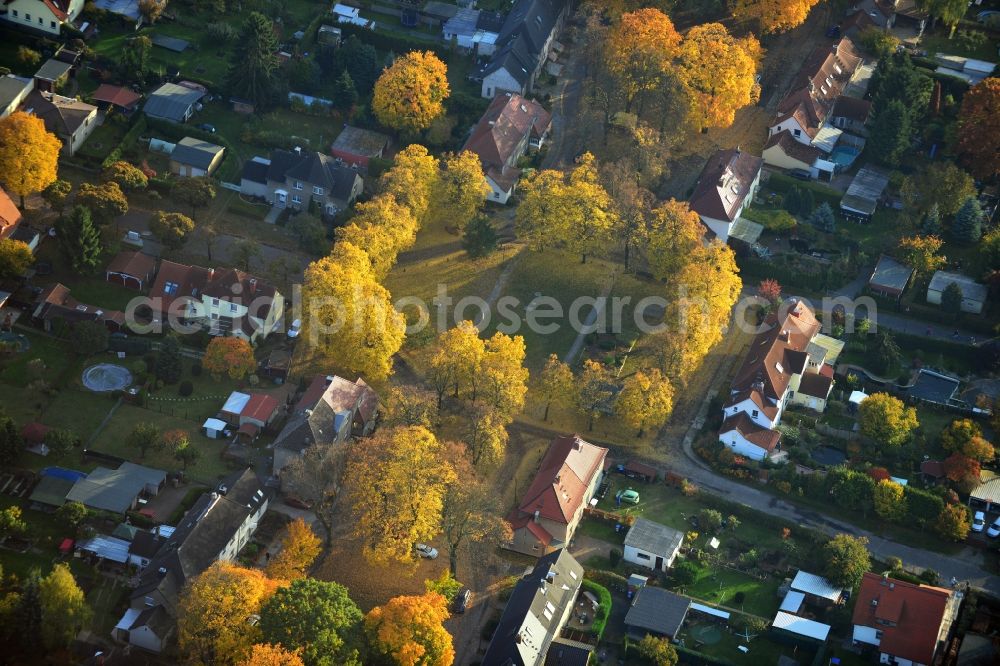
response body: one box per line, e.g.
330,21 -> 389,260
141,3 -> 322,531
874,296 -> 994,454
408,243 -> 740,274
284,496 -> 313,510
196,123 -> 216,133
973,511 -> 986,532
988,517 -> 1000,538
788,168 -> 812,181
453,588 -> 471,614
616,489 -> 640,505
415,543 -> 438,559
287,319 -> 302,338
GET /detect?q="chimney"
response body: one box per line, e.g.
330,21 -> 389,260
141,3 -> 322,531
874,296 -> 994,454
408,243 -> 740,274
573,438 -> 582,451
157,567 -> 167,577
533,509 -> 540,523
881,573 -> 889,585
208,268 -> 215,280
249,278 -> 257,294
294,146 -> 302,155
889,582 -> 894,590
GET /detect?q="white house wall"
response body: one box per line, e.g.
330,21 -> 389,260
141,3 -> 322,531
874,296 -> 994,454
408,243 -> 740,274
128,625 -> 165,653
482,69 -> 523,98
699,215 -> 732,243
723,398 -> 777,429
769,117 -> 811,145
718,428 -> 770,461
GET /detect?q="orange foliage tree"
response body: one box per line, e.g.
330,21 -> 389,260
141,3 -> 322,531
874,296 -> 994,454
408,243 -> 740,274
373,51 -> 450,133
675,23 -> 761,130
731,0 -> 821,34
958,78 -> 1000,179
238,644 -> 305,666
264,517 -> 321,581
364,592 -> 454,666
605,8 -> 681,112
203,336 -> 256,380
0,111 -> 61,206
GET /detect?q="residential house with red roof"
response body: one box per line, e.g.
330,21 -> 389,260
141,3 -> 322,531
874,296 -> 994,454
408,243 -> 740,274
218,391 -> 281,442
462,91 -> 551,204
719,299 -> 842,461
762,130 -> 824,174
0,185 -> 21,239
105,250 -> 156,291
0,0 -> 85,35
90,84 -> 143,114
852,572 -> 961,666
688,148 -> 763,243
505,434 -> 608,556
32,283 -> 125,333
147,260 -> 284,342
272,375 -> 379,477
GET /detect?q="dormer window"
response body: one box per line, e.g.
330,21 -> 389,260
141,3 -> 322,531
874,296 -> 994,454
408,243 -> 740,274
752,410 -> 759,418
313,186 -> 323,196
793,129 -> 801,137
293,181 -> 303,190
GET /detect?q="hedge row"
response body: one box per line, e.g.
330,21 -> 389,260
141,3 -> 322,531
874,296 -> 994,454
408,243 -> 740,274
101,114 -> 148,169
336,21 -> 448,58
581,579 -> 612,641
764,173 -> 843,208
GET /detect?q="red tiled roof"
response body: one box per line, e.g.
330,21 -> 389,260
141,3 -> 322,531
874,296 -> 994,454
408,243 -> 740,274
689,148 -> 763,223
720,413 -> 782,452
0,186 -> 21,239
43,0 -> 69,21
106,250 -> 155,281
515,434 -> 608,525
798,373 -> 833,399
819,364 -> 835,379
764,129 -> 823,166
727,299 -> 821,408
242,393 -> 279,423
91,84 -> 142,109
921,460 -> 945,479
294,375 -> 330,413
147,259 -> 211,317
774,37 -> 863,137
463,92 -> 551,171
853,573 -> 954,665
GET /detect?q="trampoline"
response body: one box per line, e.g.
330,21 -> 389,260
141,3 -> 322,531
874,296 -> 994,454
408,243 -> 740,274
689,623 -> 723,645
82,364 -> 133,392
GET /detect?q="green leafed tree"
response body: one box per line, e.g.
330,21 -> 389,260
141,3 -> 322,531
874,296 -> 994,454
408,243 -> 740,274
940,282 -> 963,316
808,202 -> 836,232
0,416 -> 19,466
55,205 -> 102,273
258,578 -> 365,666
822,534 -> 871,589
0,238 -> 34,280
156,334 -> 183,384
126,422 -> 161,459
868,99 -> 911,166
462,214 -> 497,259
150,210 -> 196,251
70,320 -> 110,356
332,70 -> 359,112
951,196 -> 983,243
227,12 -> 281,110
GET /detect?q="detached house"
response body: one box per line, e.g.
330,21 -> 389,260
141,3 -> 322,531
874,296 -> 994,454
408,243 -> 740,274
118,469 -> 270,653
719,299 -> 841,461
482,549 -> 586,666
0,185 -> 22,239
0,74 -> 33,118
0,0 -> 84,35
852,573 -> 961,666
505,434 -> 608,556
272,374 -> 379,477
240,148 -> 363,217
463,92 -> 551,204
688,148 -> 763,243
148,261 -> 284,342
480,0 -> 568,98
21,89 -> 97,156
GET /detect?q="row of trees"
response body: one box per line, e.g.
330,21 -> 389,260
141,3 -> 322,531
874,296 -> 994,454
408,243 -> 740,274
0,563 -> 91,655
178,543 -> 455,665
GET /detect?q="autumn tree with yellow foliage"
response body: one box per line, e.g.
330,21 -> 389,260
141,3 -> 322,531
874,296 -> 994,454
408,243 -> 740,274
264,517 -> 322,581
675,23 -> 761,129
342,426 -> 456,563
731,0 -> 821,34
300,242 -> 406,381
177,562 -> 280,666
364,592 -> 455,666
203,336 -> 256,381
373,51 -> 450,133
515,153 -> 617,262
659,241 -> 742,382
239,644 -> 305,666
380,144 -> 440,227
646,200 -> 705,281
336,194 -> 417,279
0,112 -> 61,206
537,354 -> 575,421
616,368 -> 675,437
431,150 -> 489,231
38,564 -> 91,650
605,8 -> 681,112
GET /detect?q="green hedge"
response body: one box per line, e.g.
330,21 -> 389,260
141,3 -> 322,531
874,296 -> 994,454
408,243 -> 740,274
101,114 -> 148,169
581,579 -> 612,641
336,22 -> 448,57
764,173 -> 843,208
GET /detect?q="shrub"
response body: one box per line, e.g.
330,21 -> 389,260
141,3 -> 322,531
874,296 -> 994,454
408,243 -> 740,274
609,548 -> 622,566
582,579 -> 612,640
178,380 -> 193,397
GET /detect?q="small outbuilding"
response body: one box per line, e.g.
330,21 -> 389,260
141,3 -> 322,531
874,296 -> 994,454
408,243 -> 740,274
33,58 -> 73,93
201,417 -> 230,440
330,125 -> 390,169
789,570 -> 845,606
840,166 -> 890,222
623,517 -> 684,572
170,137 -> 226,177
927,271 -> 988,314
772,611 -> 831,643
106,250 -> 156,291
624,586 -> 690,639
91,84 -> 142,114
869,254 -> 913,301
143,83 -> 205,123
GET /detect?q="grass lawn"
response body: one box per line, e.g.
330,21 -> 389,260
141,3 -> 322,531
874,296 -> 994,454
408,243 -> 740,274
921,29 -> 999,62
0,332 -> 79,388
76,119 -> 129,162
40,389 -> 118,442
56,278 -> 140,313
682,565 -> 782,617
92,403 -> 236,484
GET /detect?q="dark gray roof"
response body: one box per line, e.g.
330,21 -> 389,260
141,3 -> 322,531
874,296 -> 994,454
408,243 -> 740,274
624,518 -> 684,556
241,157 -> 270,184
143,83 -> 204,122
171,136 -> 224,170
482,549 -> 583,666
544,638 -> 593,666
330,165 -> 361,202
624,587 -> 690,638
285,151 -> 338,190
130,529 -> 167,560
496,0 -> 566,57
131,604 -> 174,638
870,254 -> 913,292
484,33 -> 536,86
478,10 -> 506,32
331,126 -> 390,157
65,463 -> 166,513
28,475 -> 74,507
34,58 -> 72,82
272,399 -> 338,454
0,75 -> 32,110
130,469 -> 269,615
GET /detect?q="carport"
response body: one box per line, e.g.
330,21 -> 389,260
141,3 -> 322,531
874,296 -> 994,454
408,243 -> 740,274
970,475 -> 1000,512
